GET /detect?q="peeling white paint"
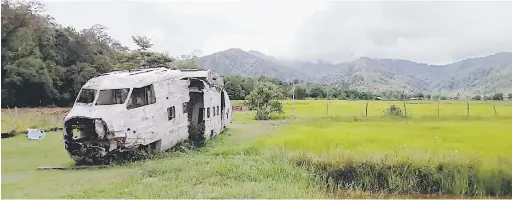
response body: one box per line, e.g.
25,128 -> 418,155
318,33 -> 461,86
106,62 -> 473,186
63,68 -> 232,164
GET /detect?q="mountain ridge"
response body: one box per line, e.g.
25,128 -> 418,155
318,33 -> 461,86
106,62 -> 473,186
193,49 -> 512,96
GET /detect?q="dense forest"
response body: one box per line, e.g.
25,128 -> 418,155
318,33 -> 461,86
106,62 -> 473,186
2,0 -> 509,108
224,75 -> 437,101
1,0 -> 188,107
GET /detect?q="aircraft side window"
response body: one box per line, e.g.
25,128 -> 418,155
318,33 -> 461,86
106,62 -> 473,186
207,107 -> 210,118
167,106 -> 175,120
213,107 -> 216,117
217,106 -> 219,115
199,108 -> 204,122
77,89 -> 96,104
127,84 -> 156,109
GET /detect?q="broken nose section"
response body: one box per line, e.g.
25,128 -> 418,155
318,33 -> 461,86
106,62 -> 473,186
94,119 -> 106,139
64,117 -> 128,165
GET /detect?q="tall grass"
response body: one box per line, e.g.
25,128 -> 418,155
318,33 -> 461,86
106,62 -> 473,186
293,151 -> 512,197
3,101 -> 512,198
254,116 -> 512,197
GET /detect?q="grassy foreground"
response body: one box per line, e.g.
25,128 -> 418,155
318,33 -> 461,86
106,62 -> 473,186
2,100 -> 512,198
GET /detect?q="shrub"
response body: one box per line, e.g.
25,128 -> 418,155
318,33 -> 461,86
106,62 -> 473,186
384,105 -> 404,117
295,153 -> 512,197
244,82 -> 284,120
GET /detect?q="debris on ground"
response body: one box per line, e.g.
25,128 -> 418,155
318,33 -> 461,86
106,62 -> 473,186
1,127 -> 63,139
37,165 -> 111,170
27,129 -> 45,140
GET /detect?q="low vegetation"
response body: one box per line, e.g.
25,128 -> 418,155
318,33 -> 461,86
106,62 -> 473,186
3,100 -> 512,198
1,0 -> 199,108
244,82 -> 284,120
223,74 -> 512,102
2,1 -> 512,198
255,117 -> 512,197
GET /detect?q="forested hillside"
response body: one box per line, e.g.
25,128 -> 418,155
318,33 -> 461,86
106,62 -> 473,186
3,0 -> 510,108
195,49 -> 512,97
1,0 -> 175,107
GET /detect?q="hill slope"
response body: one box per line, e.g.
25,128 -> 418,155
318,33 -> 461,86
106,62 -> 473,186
193,49 -> 512,96
195,48 -> 314,82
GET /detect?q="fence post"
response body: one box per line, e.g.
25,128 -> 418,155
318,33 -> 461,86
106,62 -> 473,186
365,102 -> 368,117
292,82 -> 295,118
6,106 -> 16,131
403,94 -> 407,118
325,89 -> 329,116
437,99 -> 440,117
55,113 -> 61,129
493,104 -> 497,116
466,101 -> 470,118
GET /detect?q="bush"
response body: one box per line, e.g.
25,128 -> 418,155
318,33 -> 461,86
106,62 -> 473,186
244,82 -> 284,120
493,93 -> 504,100
296,155 -> 512,197
384,105 -> 404,117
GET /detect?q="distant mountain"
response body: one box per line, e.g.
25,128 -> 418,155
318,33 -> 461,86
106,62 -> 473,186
195,48 -> 314,82
192,49 -> 512,96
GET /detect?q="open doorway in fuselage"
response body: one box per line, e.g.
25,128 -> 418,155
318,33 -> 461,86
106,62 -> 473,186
221,90 -> 225,123
186,79 -> 206,145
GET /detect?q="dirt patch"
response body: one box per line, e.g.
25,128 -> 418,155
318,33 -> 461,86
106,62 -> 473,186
232,105 -> 248,111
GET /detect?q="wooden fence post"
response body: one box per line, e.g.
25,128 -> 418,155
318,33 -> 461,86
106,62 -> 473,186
54,113 -> 61,129
466,101 -> 470,118
403,96 -> 407,117
6,106 -> 16,131
437,99 -> 440,117
365,102 -> 368,117
292,82 -> 295,118
325,98 -> 329,117
325,89 -> 329,117
493,104 -> 497,116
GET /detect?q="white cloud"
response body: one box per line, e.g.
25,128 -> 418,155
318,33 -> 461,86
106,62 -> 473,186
42,0 -> 512,64
291,1 -> 512,64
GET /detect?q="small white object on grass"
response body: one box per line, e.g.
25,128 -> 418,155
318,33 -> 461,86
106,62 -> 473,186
27,129 -> 46,140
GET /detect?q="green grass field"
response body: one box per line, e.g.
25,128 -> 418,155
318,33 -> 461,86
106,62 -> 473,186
2,100 -> 512,198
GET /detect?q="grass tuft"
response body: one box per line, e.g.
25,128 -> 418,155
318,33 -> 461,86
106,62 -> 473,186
294,152 -> 512,196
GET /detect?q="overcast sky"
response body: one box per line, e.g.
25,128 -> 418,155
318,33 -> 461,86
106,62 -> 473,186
43,0 -> 512,65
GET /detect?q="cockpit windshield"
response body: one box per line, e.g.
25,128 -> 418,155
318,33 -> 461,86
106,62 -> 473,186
76,89 -> 96,103
96,88 -> 130,105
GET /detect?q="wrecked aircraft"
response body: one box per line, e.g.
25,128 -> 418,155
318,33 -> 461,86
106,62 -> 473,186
63,68 -> 232,165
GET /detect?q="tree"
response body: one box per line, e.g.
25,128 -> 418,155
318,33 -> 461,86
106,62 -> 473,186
414,92 -> 424,98
293,84 -> 308,99
132,35 -> 154,68
0,0 -> 176,107
309,86 -> 325,98
508,93 -> 512,100
172,50 -> 202,69
244,82 -> 284,120
240,78 -> 256,96
472,95 -> 482,100
224,81 -> 245,100
426,94 -> 432,100
492,93 -> 504,100
132,35 -> 153,51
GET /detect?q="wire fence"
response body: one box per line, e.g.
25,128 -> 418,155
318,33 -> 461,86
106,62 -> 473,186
278,99 -> 512,119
